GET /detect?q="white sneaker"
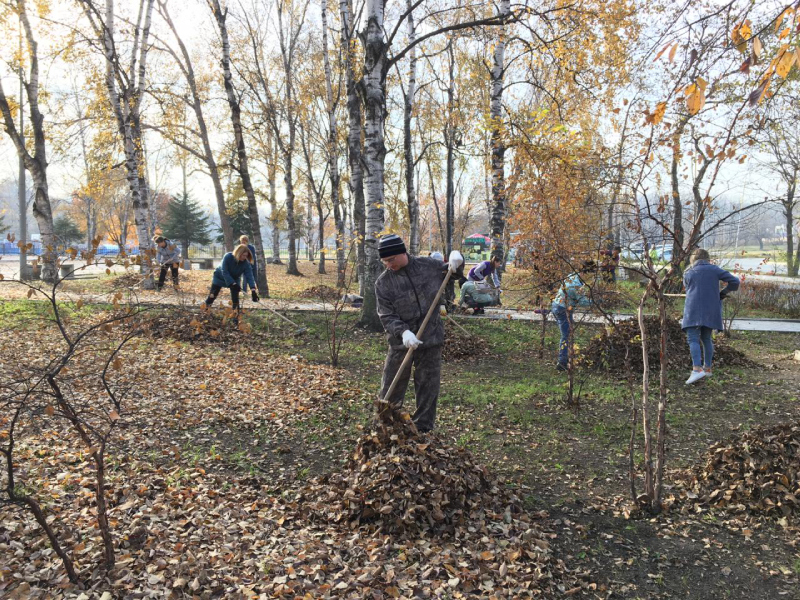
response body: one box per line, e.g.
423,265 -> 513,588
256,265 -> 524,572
685,370 -> 706,385
703,371 -> 712,379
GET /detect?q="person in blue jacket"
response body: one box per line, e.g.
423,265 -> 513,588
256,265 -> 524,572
682,248 -> 739,385
204,244 -> 259,311
551,261 -> 595,371
238,234 -> 258,293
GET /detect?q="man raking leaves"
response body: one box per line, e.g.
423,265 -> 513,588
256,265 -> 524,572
375,234 -> 463,433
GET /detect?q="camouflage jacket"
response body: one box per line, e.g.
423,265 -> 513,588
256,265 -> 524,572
375,256 -> 449,349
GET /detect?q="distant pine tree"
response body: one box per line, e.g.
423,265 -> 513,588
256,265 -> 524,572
54,214 -> 84,247
216,178 -> 252,243
161,193 -> 212,259
0,213 -> 10,236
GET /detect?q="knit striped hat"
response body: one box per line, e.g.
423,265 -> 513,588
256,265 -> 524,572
378,234 -> 407,258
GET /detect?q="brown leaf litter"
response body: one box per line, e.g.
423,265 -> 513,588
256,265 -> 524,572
581,315 -> 755,372
260,406 -> 580,597
442,328 -> 489,361
677,421 -> 800,522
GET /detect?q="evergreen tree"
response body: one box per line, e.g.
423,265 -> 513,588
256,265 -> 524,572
54,214 -> 84,247
161,193 -> 212,259
0,213 -> 10,236
216,179 -> 252,242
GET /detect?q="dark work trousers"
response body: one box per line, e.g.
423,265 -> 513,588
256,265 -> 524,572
205,284 -> 240,310
158,264 -> 179,288
380,344 -> 442,432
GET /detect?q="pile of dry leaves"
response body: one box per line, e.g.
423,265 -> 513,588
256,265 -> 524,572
442,328 -> 489,361
298,284 -> 339,301
135,307 -> 247,343
254,409 -> 579,597
679,421 -> 800,521
581,316 -> 753,372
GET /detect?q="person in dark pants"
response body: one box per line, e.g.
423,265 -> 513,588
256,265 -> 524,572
375,234 -> 463,432
551,263 -> 594,371
154,235 -> 181,290
682,248 -> 739,385
204,244 -> 258,314
238,235 -> 258,293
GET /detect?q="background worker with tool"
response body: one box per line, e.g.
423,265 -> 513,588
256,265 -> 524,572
375,234 -> 463,433
154,235 -> 182,291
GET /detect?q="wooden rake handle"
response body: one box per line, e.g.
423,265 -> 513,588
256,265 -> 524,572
380,268 -> 453,402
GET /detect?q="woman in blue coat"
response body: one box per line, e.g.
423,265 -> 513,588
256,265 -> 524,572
204,244 -> 258,311
682,248 -> 739,384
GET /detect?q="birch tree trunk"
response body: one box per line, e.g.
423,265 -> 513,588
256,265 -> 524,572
210,0 -> 269,296
359,0 -> 388,330
445,38 -> 455,257
403,0 -> 419,256
488,0 -> 509,271
0,0 -> 57,282
76,0 -> 156,284
340,0 -> 366,292
322,0 -> 346,286
267,135 -> 283,262
785,182 -> 797,276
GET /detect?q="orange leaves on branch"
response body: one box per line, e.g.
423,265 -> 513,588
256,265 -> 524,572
775,44 -> 797,78
685,77 -> 707,115
731,20 -> 752,53
645,101 -> 667,125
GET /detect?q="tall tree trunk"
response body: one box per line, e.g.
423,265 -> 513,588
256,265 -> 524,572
488,0 -> 509,275
81,0 -> 155,284
445,38 -> 455,257
0,0 -> 57,281
671,120 -> 687,253
358,0 -> 387,330
283,148 -> 301,275
267,135 -> 282,263
403,0 -> 419,256
340,0 -> 366,293
160,1 -> 233,250
785,183 -> 797,277
210,0 -> 269,296
322,0 -> 345,286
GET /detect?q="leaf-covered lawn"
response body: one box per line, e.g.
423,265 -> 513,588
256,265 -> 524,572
1,302 -> 799,598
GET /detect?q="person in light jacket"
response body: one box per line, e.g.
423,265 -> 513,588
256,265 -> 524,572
682,248 -> 739,385
154,235 -> 181,291
551,262 -> 595,371
204,244 -> 258,312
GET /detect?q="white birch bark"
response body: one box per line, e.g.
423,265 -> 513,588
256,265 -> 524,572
489,0 -> 509,271
359,0 -> 388,329
0,0 -> 57,282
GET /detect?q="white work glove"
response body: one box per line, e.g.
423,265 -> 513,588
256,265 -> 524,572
402,330 -> 423,349
448,250 -> 464,273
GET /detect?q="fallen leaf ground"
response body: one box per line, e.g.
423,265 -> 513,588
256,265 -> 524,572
1,274 -> 799,599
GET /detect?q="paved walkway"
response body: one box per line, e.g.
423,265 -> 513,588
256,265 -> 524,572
457,307 -> 800,333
